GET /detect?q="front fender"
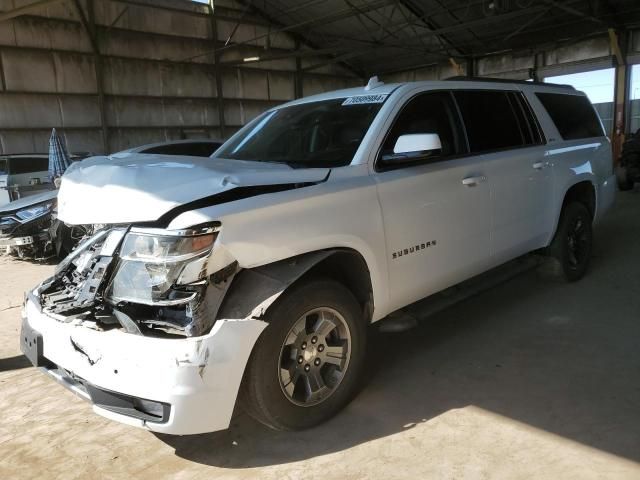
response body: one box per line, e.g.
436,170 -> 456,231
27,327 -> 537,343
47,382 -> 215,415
166,171 -> 391,321
217,250 -> 333,321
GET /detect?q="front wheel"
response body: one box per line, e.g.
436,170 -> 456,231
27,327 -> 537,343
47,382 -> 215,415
240,278 -> 367,430
542,202 -> 593,282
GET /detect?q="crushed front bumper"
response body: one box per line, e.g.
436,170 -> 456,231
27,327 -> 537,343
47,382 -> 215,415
21,293 -> 266,435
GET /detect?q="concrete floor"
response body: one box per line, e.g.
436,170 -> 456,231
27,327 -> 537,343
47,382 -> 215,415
1,193 -> 639,480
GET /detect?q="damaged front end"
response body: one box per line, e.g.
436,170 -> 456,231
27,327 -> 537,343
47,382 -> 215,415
39,223 -> 234,338
23,220 -> 340,434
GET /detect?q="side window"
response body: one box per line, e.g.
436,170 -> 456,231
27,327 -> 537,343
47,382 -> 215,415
536,92 -> 604,140
380,91 -> 465,165
512,92 -> 545,145
454,90 -> 526,153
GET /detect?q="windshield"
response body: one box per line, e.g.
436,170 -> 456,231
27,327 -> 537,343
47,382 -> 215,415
213,97 -> 386,168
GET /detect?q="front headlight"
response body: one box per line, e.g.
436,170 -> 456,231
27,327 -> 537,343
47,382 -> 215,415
106,225 -> 218,306
16,201 -> 54,221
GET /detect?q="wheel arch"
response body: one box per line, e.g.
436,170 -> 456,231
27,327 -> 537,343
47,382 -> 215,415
562,180 -> 596,219
216,248 -> 374,325
296,249 -> 374,323
548,179 -> 596,247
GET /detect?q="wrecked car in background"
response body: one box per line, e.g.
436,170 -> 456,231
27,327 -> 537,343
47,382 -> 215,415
0,190 -> 58,260
0,189 -> 88,260
0,141 -> 223,261
616,128 -> 640,190
0,190 -> 60,259
0,154 -> 51,207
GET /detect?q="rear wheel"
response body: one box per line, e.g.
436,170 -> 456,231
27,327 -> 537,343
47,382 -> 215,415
240,278 -> 367,430
542,202 -> 593,282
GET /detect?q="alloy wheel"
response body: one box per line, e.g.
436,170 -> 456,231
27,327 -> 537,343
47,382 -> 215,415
278,307 -> 352,407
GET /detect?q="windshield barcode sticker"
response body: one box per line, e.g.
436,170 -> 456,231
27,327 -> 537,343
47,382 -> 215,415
342,94 -> 388,105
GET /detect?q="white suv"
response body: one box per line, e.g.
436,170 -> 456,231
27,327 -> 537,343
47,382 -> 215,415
21,78 -> 616,435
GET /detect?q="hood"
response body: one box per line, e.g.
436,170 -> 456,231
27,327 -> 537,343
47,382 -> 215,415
58,153 -> 330,225
0,189 -> 57,215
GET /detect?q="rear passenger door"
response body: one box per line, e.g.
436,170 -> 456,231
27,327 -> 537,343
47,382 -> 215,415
374,91 -> 492,312
454,90 -> 553,263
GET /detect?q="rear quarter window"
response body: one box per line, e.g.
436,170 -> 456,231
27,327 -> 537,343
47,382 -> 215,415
536,93 -> 604,140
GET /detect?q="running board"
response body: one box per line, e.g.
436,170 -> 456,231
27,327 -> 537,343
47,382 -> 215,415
377,255 -> 541,333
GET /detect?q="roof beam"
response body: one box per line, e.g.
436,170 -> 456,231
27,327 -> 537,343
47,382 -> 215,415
184,0 -> 395,62
503,7 -> 553,42
539,0 -> 605,25
218,46 -> 347,66
303,1 -> 585,56
397,0 -> 467,56
0,0 -> 68,23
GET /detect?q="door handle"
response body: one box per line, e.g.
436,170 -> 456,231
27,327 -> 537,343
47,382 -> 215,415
533,162 -> 546,170
462,175 -> 486,187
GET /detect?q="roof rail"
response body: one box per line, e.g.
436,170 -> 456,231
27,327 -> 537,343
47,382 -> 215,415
445,76 -> 575,90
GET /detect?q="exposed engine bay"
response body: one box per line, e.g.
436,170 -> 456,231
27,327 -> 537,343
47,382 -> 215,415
38,226 -> 236,338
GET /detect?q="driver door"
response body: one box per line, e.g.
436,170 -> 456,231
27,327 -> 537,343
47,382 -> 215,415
374,91 -> 492,312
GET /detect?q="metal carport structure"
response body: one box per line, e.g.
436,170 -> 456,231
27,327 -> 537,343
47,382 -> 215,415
1,0 -> 640,156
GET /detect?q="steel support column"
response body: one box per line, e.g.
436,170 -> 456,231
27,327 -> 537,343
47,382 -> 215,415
209,0 -> 226,139
73,0 -> 109,154
295,41 -> 303,99
610,28 -> 628,163
466,58 -> 475,77
0,47 -> 6,91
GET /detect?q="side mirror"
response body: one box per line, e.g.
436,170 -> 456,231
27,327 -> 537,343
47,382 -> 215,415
394,133 -> 441,154
381,133 -> 442,164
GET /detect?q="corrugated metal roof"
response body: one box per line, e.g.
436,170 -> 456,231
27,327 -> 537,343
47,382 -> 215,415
234,0 -> 640,76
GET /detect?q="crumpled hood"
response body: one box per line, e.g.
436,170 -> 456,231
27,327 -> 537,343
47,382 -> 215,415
58,153 -> 329,225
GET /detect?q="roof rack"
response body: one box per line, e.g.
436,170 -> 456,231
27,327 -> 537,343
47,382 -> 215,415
445,76 -> 575,90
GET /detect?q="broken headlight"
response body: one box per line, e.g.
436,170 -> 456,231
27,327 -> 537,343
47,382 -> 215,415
106,225 -> 218,306
15,201 -> 55,221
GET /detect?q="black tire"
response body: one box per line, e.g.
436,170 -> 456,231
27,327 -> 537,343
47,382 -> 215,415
240,278 -> 367,430
616,165 -> 634,191
542,202 -> 593,282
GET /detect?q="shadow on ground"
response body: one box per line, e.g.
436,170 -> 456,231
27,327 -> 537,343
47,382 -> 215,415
154,193 -> 639,468
0,355 -> 31,373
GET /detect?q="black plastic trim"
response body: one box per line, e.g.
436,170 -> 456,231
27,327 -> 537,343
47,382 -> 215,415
152,174 -> 330,227
445,76 -> 575,90
84,383 -> 171,424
